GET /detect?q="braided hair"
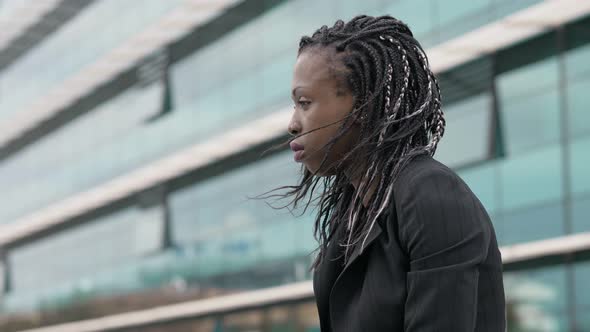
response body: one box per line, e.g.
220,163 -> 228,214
259,15 -> 445,270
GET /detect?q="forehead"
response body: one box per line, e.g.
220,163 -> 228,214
291,50 -> 336,89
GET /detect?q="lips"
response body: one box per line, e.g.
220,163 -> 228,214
290,142 -> 304,152
290,142 -> 304,162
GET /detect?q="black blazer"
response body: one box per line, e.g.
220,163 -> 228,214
313,153 -> 506,331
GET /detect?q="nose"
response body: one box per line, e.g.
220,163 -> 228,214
288,117 -> 301,137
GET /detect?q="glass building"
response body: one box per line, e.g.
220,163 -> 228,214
0,0 -> 588,331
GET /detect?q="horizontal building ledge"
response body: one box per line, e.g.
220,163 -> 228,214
18,231 -> 590,332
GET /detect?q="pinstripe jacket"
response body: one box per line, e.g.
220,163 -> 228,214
312,153 -> 506,331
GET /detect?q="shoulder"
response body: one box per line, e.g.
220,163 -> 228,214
392,153 -> 466,194
387,154 -> 493,261
391,153 -> 483,216
380,153 -> 466,223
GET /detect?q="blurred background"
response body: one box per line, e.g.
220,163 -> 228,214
0,0 -> 588,331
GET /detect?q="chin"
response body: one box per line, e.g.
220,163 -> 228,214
305,162 -> 337,177
304,163 -> 322,176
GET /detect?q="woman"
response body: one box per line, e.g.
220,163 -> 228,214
274,15 -> 505,331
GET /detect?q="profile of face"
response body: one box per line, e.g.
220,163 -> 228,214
288,48 -> 361,176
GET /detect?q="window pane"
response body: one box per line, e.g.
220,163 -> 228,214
383,0 -> 434,37
576,307 -> 590,332
570,135 -> 590,196
572,195 -> 590,234
574,260 -> 590,308
500,89 -> 561,155
292,0 -> 338,31
259,218 -> 298,262
567,78 -> 590,138
168,150 -> 319,291
497,56 -> 559,101
437,0 -> 491,26
169,151 -> 302,246
504,265 -> 568,313
435,93 -> 491,167
259,2 -> 300,62
435,0 -> 493,44
565,43 -> 590,80
170,12 -> 264,108
0,82 -> 163,223
222,224 -> 262,272
489,214 -> 504,245
259,53 -> 295,110
7,206 -> 163,296
502,202 -> 564,245
170,45 -> 218,107
0,0 -> 181,121
225,74 -> 259,120
338,0 -> 384,20
500,144 -> 563,210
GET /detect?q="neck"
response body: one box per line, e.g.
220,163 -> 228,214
349,171 -> 381,208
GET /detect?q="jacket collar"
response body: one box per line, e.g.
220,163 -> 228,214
339,219 -> 383,275
326,217 -> 384,325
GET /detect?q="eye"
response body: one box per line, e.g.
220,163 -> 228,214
294,100 -> 311,109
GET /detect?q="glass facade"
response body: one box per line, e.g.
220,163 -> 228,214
0,0 -> 589,331
0,81 -> 164,223
505,264 -> 571,331
0,0 -> 553,225
168,151 -> 315,284
0,0 -> 182,121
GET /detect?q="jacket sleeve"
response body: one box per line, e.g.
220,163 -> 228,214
394,166 -> 491,331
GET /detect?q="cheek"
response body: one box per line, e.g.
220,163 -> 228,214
301,130 -> 335,170
307,126 -> 358,168
330,125 -> 360,155
308,125 -> 340,153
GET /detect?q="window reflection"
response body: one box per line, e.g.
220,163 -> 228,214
570,136 -> 590,196
567,78 -> 590,139
500,90 -> 560,155
168,151 -> 315,291
435,93 -> 492,168
383,0 -> 433,40
500,144 -> 563,211
504,265 -> 570,331
565,43 -> 590,80
573,260 -> 590,310
502,202 -> 564,245
497,56 -> 559,101
4,204 -> 165,312
0,81 -> 164,223
572,195 -> 590,234
0,0 -> 181,121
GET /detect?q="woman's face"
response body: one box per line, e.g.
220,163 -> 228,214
288,49 -> 360,176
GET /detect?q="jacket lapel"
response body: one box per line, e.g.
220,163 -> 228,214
338,194 -> 397,273
324,214 -> 385,329
344,220 -> 383,272
330,219 -> 383,292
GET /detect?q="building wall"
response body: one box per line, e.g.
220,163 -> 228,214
0,0 -> 588,330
